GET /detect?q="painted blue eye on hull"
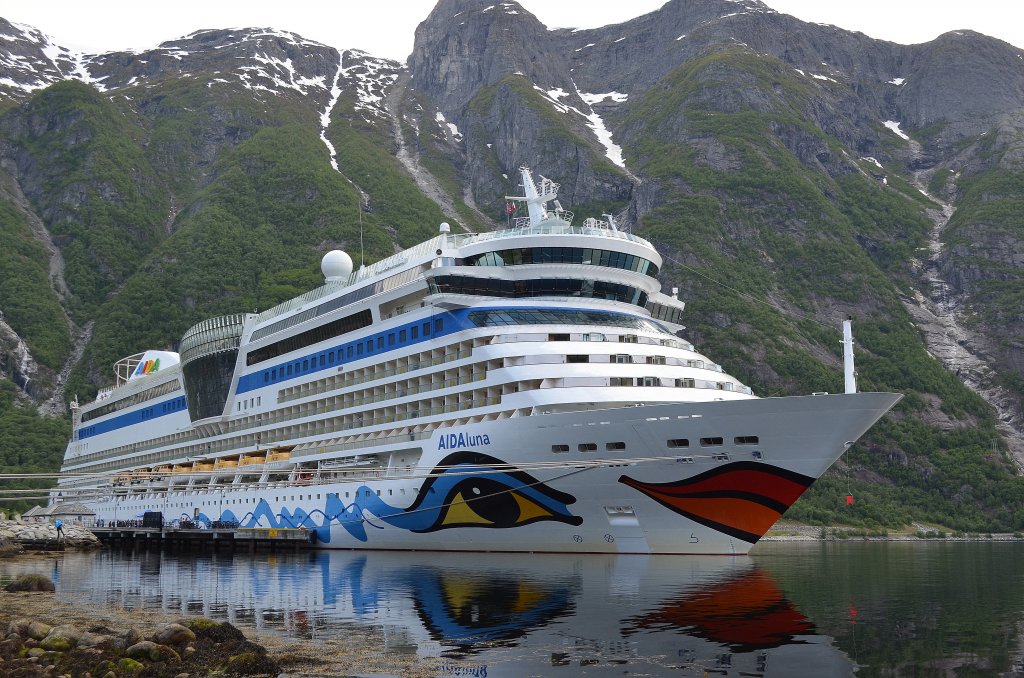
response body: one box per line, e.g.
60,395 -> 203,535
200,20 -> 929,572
204,452 -> 582,544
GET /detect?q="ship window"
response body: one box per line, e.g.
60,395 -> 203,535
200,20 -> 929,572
610,377 -> 634,386
423,322 -> 430,335
614,354 -> 630,364
567,355 -> 589,363
549,334 -> 570,341
377,337 -> 384,350
676,378 -> 695,388
552,444 -> 570,453
735,436 -> 760,445
272,369 -> 277,379
366,340 -> 373,352
411,326 -> 419,339
606,442 -> 626,451
668,439 -> 689,448
349,346 -> 355,358
388,333 -> 396,346
583,333 -> 604,341
319,355 -> 325,367
400,330 -> 407,342
303,360 -> 309,370
287,365 -> 293,375
578,443 -> 597,452
435,319 -> 443,333
700,437 -> 724,446
620,335 -> 638,343
466,247 -> 658,277
641,376 -> 659,386
246,309 -> 372,366
328,351 -> 335,364
356,344 -> 363,356
646,355 -> 666,365
263,372 -> 269,383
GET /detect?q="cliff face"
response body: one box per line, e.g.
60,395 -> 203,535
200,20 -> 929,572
1,0 -> 1023,527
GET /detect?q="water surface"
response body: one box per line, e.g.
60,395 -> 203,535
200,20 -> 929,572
3,541 -> 1022,676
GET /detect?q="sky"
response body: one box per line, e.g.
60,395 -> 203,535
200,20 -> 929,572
4,0 -> 1024,60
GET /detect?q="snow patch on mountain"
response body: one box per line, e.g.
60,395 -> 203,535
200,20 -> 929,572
532,83 -> 633,175
340,50 -> 401,118
884,120 -> 911,140
435,111 -> 463,141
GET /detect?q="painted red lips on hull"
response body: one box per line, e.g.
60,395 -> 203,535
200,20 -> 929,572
619,461 -> 814,543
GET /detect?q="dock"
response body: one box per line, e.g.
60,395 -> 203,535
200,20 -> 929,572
90,526 -> 312,553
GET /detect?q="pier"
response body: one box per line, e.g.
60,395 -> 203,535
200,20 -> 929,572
90,525 -> 311,553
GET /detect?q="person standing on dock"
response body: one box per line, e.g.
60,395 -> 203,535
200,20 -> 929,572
54,518 -> 64,541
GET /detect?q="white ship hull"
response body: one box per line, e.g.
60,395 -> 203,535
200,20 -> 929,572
84,393 -> 897,555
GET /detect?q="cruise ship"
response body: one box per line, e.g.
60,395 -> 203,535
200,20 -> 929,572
56,167 -> 900,555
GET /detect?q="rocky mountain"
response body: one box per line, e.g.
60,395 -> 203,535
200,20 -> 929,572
0,1 -> 1022,528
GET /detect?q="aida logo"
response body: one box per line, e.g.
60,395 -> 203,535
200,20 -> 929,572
133,358 -> 161,376
437,432 -> 491,450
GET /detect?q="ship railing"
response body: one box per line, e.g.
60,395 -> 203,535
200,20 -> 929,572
451,222 -> 652,249
278,373 -> 486,415
254,237 -> 443,324
508,352 -> 725,373
277,349 -> 474,403
489,333 -> 698,352
547,376 -> 752,394
92,394 -> 503,472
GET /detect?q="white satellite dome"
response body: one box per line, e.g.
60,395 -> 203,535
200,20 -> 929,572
321,250 -> 353,282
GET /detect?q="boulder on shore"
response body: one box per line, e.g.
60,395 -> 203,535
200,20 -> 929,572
0,613 -> 280,677
0,519 -> 100,549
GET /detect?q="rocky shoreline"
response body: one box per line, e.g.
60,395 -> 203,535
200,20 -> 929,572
0,555 -> 463,677
0,520 -> 100,550
762,520 -> 1024,541
1,587 -> 279,677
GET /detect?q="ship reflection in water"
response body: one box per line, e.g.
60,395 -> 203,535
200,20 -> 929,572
20,550 -> 851,676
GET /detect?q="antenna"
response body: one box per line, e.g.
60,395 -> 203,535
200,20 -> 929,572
358,196 -> 365,269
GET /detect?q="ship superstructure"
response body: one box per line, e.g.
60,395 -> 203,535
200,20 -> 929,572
57,167 -> 900,554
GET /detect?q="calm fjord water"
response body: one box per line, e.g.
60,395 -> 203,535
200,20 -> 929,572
3,541 -> 1022,676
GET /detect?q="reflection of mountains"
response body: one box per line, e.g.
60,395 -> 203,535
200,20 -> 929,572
621,568 -> 814,652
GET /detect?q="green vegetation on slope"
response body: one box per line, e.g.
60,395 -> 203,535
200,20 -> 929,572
329,91 -> 449,248
0,197 -> 70,369
942,166 -> 1024,402
2,81 -> 169,319
0,382 -> 69,514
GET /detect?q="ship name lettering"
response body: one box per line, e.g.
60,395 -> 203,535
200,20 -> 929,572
438,432 -> 491,450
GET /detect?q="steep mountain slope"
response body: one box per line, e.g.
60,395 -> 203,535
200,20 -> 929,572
0,0 -> 1022,527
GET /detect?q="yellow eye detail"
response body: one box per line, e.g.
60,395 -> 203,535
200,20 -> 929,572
437,481 -> 558,528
